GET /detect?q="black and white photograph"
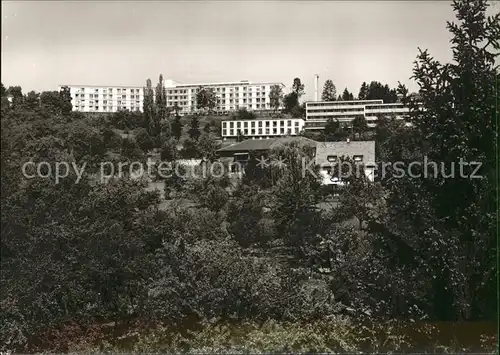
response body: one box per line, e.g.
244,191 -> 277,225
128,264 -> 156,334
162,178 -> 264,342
1,0 -> 499,353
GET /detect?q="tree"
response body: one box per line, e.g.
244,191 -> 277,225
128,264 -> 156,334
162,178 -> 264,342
368,0 -> 499,321
352,116 -> 368,139
269,84 -> 284,112
321,80 -> 337,101
290,103 -> 305,118
341,88 -> 354,101
155,74 -> 167,126
236,108 -> 256,120
188,116 -> 201,141
171,113 -> 183,140
358,82 -> 368,100
40,91 -> 61,114
362,81 -> 398,103
322,118 -> 345,141
160,137 -> 179,162
335,157 -> 384,230
196,86 -> 217,113
292,78 -> 305,99
24,91 -> 40,111
135,128 -> 154,152
121,137 -> 144,161
227,184 -> 270,247
7,86 -> 23,109
173,103 -> 181,116
269,142 -> 322,258
283,92 -> 299,113
197,134 -> 221,161
180,138 -> 200,159
236,129 -> 246,142
242,151 -> 272,189
203,122 -> 211,134
0,83 -> 8,112
38,88 -> 72,116
59,86 -> 73,115
143,78 -> 156,136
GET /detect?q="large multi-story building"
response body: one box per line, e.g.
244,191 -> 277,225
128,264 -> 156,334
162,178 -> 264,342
221,118 -> 305,140
61,85 -> 144,113
61,79 -> 285,115
165,80 -> 285,115
305,99 -> 410,130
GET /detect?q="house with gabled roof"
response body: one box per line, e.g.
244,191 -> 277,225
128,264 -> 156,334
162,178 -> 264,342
315,140 -> 376,185
216,137 -> 376,184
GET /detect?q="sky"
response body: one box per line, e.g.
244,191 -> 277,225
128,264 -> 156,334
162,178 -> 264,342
2,1 -> 498,100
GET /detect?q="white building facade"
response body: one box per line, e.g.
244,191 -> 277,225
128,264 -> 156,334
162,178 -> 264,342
221,118 -> 305,140
165,80 -> 285,115
305,99 -> 410,130
61,85 -> 144,113
61,80 -> 285,115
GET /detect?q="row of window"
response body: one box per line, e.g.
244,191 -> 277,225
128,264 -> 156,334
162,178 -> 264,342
307,100 -> 383,107
166,97 -> 266,104
223,120 -> 300,129
307,108 -> 365,113
76,88 -> 141,94
364,105 -> 407,110
168,102 -> 270,110
75,94 -> 142,100
74,106 -> 141,112
325,155 -> 363,163
75,85 -> 279,95
222,127 -> 299,136
167,92 -> 267,99
305,122 -> 354,128
305,114 -> 365,120
77,100 -> 141,106
171,85 -> 271,94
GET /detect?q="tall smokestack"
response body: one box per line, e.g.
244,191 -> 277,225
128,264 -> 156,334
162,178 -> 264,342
314,74 -> 319,102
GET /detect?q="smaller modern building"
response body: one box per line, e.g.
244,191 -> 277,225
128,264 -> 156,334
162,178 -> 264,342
315,140 -> 376,185
216,137 -> 376,185
221,118 -> 305,140
305,99 -> 410,130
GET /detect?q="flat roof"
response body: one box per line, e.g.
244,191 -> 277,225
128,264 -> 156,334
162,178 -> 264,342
60,80 -> 286,89
60,84 -> 143,88
217,136 -> 317,153
172,81 -> 285,88
306,99 -> 384,105
221,117 -> 304,121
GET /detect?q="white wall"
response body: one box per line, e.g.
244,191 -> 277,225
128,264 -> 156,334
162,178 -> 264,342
65,85 -> 144,113
221,118 -> 305,138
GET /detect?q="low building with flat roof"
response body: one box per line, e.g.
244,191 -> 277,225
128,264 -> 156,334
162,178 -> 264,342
221,118 -> 305,140
305,99 -> 410,130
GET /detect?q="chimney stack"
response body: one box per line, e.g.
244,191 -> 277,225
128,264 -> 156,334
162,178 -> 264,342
314,74 -> 319,102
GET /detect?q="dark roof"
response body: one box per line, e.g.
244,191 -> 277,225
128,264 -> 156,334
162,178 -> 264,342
217,137 -> 317,153
315,141 -> 376,165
